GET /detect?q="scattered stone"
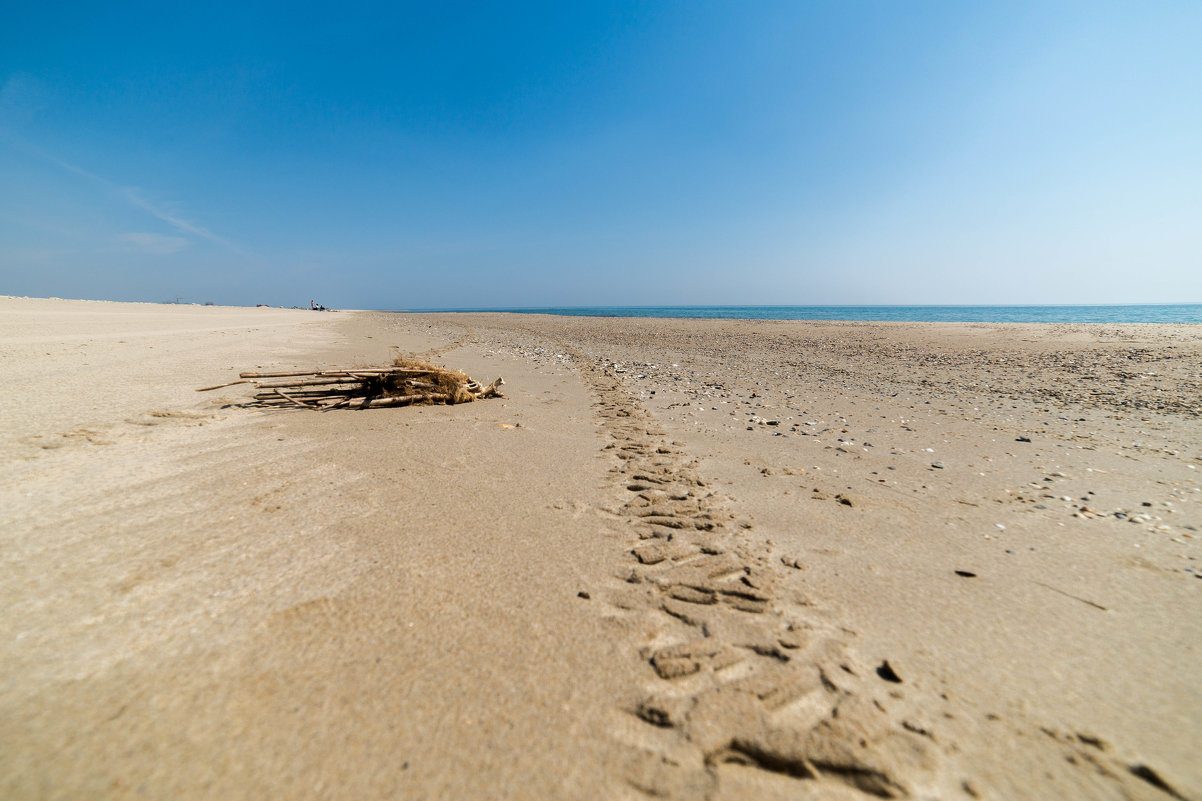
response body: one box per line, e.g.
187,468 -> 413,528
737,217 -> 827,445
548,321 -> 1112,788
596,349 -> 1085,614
876,660 -> 903,683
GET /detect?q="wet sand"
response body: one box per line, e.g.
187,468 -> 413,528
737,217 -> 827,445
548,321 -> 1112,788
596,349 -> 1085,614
2,298 -> 1199,800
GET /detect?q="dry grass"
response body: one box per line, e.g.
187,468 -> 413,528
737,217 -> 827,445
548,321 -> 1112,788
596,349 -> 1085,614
379,357 -> 475,404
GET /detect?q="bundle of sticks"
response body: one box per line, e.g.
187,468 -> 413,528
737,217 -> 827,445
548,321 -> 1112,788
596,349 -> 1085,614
197,358 -> 504,410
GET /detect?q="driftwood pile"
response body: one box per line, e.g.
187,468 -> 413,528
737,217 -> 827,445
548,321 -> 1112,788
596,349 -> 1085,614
197,358 -> 504,410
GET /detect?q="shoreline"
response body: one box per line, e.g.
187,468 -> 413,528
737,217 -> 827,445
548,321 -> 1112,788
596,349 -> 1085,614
373,303 -> 1202,325
3,298 -> 1199,799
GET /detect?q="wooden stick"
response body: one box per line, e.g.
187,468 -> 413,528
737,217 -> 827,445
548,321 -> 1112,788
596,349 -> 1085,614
255,377 -> 365,388
196,379 -> 251,392
362,393 -> 450,408
240,368 -> 437,379
240,369 -> 361,378
253,387 -> 346,396
274,389 -> 316,409
254,387 -> 349,394
241,370 -> 323,378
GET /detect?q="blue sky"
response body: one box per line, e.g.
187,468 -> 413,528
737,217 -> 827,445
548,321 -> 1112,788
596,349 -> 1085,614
2,1 -> 1199,308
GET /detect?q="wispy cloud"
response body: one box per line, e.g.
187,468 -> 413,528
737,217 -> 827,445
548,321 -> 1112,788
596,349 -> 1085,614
119,187 -> 243,252
120,232 -> 191,255
5,131 -> 247,255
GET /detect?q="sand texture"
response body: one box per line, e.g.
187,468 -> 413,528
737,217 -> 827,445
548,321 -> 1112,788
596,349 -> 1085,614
2,298 -> 1200,800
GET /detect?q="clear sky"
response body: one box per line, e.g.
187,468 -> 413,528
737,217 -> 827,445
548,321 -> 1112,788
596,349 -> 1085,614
2,1 -> 1199,308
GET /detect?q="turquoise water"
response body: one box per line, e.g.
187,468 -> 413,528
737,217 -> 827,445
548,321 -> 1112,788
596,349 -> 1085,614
405,304 -> 1202,324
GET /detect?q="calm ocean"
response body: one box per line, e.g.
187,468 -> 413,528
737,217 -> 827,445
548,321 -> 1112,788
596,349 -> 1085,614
406,304 -> 1202,324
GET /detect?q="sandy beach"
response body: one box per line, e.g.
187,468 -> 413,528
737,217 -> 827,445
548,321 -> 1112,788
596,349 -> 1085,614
2,297 -> 1199,800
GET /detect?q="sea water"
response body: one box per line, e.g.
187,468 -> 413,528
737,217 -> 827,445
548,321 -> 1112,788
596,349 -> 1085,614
404,304 -> 1202,324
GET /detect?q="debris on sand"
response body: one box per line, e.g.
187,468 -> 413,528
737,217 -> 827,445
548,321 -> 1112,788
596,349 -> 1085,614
197,357 -> 504,410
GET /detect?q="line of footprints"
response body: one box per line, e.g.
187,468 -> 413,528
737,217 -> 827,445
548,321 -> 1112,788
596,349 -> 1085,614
577,357 -> 948,800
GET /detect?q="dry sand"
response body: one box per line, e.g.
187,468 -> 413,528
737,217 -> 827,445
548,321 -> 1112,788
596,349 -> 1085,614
2,297 -> 1199,800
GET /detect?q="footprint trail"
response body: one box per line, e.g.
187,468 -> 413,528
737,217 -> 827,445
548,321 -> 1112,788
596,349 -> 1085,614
576,355 -> 950,800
